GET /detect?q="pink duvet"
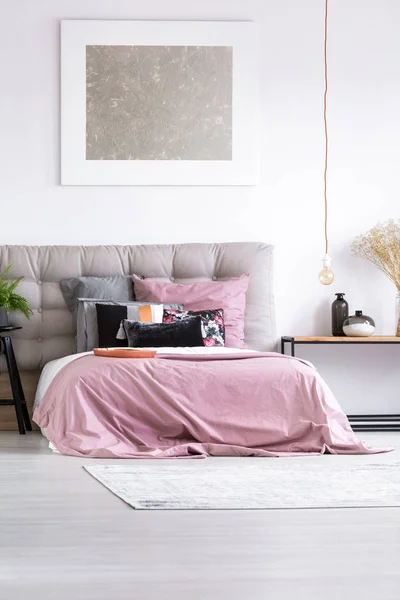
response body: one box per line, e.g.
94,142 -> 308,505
33,353 -> 391,458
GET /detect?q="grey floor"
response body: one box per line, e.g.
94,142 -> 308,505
1,431 -> 399,600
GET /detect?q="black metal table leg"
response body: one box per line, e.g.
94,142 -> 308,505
281,337 -> 295,357
19,382 -> 32,431
1,335 -> 30,434
7,337 -> 32,431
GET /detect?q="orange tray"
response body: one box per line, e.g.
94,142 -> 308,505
93,348 -> 157,359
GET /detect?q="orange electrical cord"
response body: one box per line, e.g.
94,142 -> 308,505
323,0 -> 329,255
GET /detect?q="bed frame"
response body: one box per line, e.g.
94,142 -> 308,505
0,242 -> 275,430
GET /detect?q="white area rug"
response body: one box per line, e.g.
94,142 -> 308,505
84,460 -> 400,510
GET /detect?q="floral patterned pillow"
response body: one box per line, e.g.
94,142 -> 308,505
163,308 -> 225,347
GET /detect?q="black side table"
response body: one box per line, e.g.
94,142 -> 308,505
281,335 -> 400,431
0,327 -> 32,434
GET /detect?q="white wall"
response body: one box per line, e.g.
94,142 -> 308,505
1,0 -> 400,413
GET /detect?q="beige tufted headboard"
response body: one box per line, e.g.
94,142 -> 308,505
0,242 -> 275,371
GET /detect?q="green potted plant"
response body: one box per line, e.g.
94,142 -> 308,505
0,263 -> 32,327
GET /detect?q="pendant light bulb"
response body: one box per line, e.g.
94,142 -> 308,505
318,254 -> 334,285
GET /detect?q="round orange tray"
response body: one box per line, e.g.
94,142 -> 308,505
93,348 -> 156,359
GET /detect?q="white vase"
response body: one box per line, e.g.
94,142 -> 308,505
343,311 -> 375,337
396,295 -> 400,337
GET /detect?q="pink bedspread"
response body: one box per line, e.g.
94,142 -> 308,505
33,353 -> 391,458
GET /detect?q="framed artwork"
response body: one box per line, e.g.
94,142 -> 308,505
61,20 -> 258,185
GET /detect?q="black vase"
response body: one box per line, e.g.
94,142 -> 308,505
332,293 -> 349,336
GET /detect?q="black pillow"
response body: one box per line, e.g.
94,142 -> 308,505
121,316 -> 205,348
95,302 -> 183,347
96,304 -> 127,347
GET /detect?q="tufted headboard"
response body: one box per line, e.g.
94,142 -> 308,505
0,242 -> 275,371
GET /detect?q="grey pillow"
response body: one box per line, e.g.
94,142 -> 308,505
76,299 -> 183,352
60,276 -> 134,316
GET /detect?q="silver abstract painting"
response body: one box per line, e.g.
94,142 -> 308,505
86,45 -> 233,161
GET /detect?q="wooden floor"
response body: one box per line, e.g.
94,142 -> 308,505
1,432 -> 399,600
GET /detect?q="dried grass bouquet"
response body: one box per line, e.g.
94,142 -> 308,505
352,219 -> 400,335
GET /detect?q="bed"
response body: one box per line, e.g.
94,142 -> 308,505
0,242 -> 274,429
0,242 -> 390,456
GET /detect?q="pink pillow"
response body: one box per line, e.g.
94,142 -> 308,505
132,274 -> 249,348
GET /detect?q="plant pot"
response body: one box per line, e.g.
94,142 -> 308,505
0,307 -> 8,327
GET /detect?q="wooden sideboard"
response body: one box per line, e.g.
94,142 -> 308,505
281,336 -> 400,431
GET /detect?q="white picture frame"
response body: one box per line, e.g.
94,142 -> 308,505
61,20 -> 258,186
